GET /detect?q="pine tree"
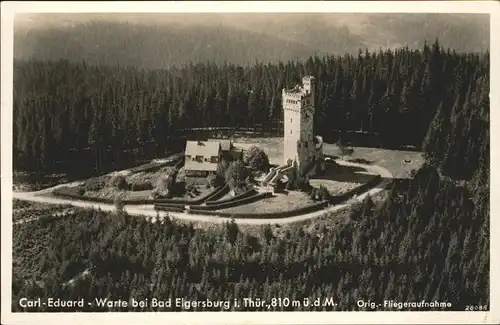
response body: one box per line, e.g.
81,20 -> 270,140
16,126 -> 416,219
225,219 -> 239,245
422,103 -> 447,164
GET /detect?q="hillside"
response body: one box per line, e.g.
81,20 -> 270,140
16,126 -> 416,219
221,13 -> 489,53
14,21 -> 320,69
358,13 -> 489,52
14,13 -> 489,69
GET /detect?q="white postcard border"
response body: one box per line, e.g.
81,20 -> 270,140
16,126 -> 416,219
1,1 -> 498,324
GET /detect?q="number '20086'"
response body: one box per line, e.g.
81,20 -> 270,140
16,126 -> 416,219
465,305 -> 488,311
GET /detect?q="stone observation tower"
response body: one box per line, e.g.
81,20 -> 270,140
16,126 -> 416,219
282,76 -> 324,176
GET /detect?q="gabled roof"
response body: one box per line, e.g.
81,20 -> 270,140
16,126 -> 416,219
207,139 -> 232,151
184,141 -> 220,172
220,140 -> 232,151
185,141 -> 221,157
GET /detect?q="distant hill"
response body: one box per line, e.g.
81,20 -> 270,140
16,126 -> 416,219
226,13 -> 489,53
357,13 -> 489,52
14,21 -> 321,68
14,13 -> 489,69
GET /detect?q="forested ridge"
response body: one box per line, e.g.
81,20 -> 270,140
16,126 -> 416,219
14,21 -> 321,69
11,159 -> 489,311
14,41 -> 489,178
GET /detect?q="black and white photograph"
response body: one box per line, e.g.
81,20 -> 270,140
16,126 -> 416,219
1,1 -> 498,324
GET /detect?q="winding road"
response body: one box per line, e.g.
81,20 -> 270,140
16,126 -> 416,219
12,161 -> 393,225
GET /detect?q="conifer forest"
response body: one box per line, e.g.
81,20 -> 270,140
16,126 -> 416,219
11,40 -> 490,311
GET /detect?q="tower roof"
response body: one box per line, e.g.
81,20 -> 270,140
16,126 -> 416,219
285,85 -> 303,94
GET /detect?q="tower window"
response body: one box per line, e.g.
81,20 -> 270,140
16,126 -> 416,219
290,118 -> 292,123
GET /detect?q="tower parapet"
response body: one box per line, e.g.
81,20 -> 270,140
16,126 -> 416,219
302,76 -> 316,95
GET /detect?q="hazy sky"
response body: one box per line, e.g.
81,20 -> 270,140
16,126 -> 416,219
13,12 -> 489,60
13,13 -> 369,28
14,12 -> 488,33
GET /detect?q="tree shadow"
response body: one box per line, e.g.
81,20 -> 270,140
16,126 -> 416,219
371,177 -> 413,190
311,163 -> 375,184
388,177 -> 413,190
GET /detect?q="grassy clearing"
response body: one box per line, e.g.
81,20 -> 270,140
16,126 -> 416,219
79,166 -> 174,200
309,162 -> 377,196
181,184 -> 213,200
13,172 -> 70,192
322,143 -> 424,179
12,200 -> 73,222
309,179 -> 360,196
127,190 -> 153,200
234,137 -> 424,178
233,137 -> 284,165
127,161 -> 173,174
74,166 -> 212,201
219,191 -> 315,214
82,184 -> 212,201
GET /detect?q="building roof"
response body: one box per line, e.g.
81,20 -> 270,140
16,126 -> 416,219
208,139 -> 232,151
184,141 -> 221,172
219,140 -> 232,151
185,140 -> 221,157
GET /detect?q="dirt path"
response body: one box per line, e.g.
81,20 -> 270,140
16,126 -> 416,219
12,161 -> 393,225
